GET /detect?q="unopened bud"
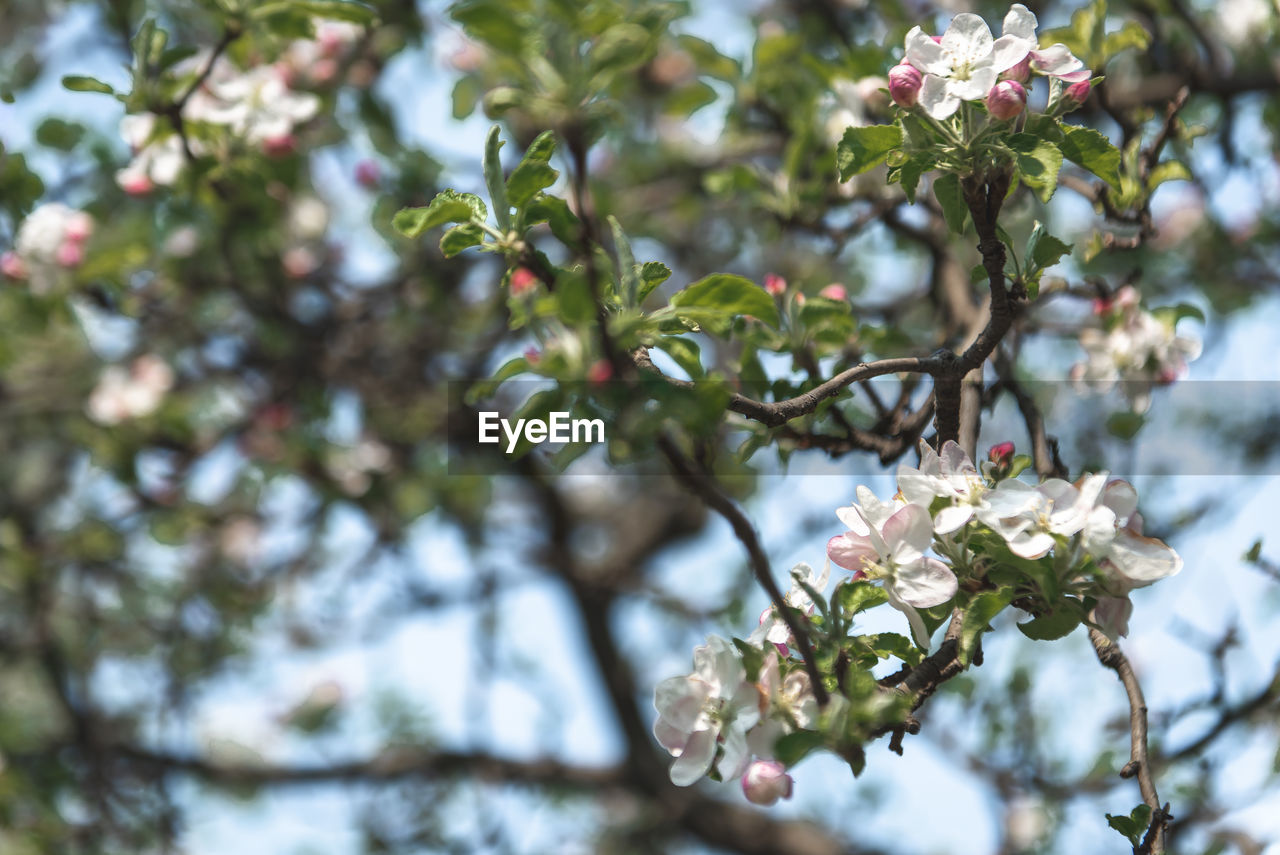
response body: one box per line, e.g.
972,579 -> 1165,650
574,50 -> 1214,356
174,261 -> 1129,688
988,441 -> 1015,467
263,135 -> 297,158
1063,79 -> 1092,108
587,360 -> 613,384
524,347 -> 541,365
1,251 -> 28,280
763,273 -> 787,296
354,159 -> 381,189
985,81 -> 1026,120
510,267 -> 538,296
819,283 -> 847,300
888,64 -> 923,109
742,760 -> 793,806
55,241 -> 85,268
1003,56 -> 1031,84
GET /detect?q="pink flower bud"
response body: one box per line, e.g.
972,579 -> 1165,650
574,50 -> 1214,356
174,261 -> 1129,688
1091,296 -> 1112,316
587,360 -> 613,384
794,292 -> 806,307
742,760 -> 793,806
55,241 -> 85,268
510,267 -> 538,296
120,173 -> 154,196
1003,56 -> 1031,84
1,251 -> 28,280
986,81 -> 1027,120
263,135 -> 297,157
64,212 -> 94,244
354,159 -> 381,189
311,58 -> 339,85
988,441 -> 1015,467
819,283 -> 847,300
888,63 -> 923,109
1063,79 -> 1092,107
763,273 -> 787,296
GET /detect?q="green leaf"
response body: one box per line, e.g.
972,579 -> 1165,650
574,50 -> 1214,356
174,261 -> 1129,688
1150,302 -> 1205,326
393,190 -> 487,238
637,261 -> 672,303
35,118 -> 85,151
1026,221 -> 1073,273
774,730 -> 826,767
899,155 -> 930,204
959,589 -> 1012,665
1060,125 -> 1122,191
1106,411 -> 1145,440
654,338 -> 704,379
252,0 -> 378,25
671,274 -> 780,329
1244,539 -> 1263,563
1010,136 -> 1064,203
451,76 -> 483,119
836,125 -> 902,181
61,75 -> 115,95
484,126 -> 512,231
609,216 -> 639,308
440,223 -> 485,257
591,23 -> 652,78
1017,607 -> 1083,641
1102,21 -> 1151,60
1148,159 -> 1191,190
933,173 -> 968,234
835,581 -> 889,617
507,131 -> 559,208
451,0 -> 528,53
865,632 -> 924,666
465,356 -> 534,403
525,195 -> 578,245
555,269 -> 596,325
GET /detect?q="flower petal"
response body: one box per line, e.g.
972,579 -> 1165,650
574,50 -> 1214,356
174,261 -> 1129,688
940,13 -> 995,67
828,532 -> 878,572
905,27 -> 949,75
919,74 -> 960,119
1108,530 -> 1183,584
1002,4 -> 1039,42
893,557 -> 958,608
669,727 -> 716,786
934,504 -> 975,534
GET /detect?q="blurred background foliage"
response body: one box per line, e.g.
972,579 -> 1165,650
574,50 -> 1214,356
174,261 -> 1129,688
0,0 -> 1279,853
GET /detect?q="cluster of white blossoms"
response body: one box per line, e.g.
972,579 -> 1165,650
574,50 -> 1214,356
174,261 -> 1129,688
1072,286 -> 1202,414
888,4 -> 1092,120
0,203 -> 94,294
830,441 -> 1181,641
116,21 -> 362,193
86,354 -> 176,426
653,633 -> 816,804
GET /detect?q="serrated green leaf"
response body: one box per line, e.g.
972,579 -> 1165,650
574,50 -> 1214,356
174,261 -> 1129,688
774,730 -> 826,767
525,195 -> 578,245
393,190 -> 487,237
440,223 -> 485,257
835,580 -> 889,616
1060,125 -> 1122,191
484,126 -> 512,231
933,172 -> 968,234
671,274 -> 780,329
837,124 -> 902,181
1026,221 -> 1073,273
1010,137 -> 1064,203
637,261 -> 672,303
609,216 -> 638,307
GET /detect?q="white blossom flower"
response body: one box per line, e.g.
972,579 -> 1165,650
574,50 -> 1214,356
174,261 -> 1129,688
897,440 -> 996,534
978,474 -> 1109,559
86,354 -> 175,425
745,650 -> 819,760
904,6 -> 1034,119
996,5 -> 1091,83
748,561 -> 829,654
116,114 -> 192,192
653,636 -> 761,786
827,502 -> 958,646
1081,480 -> 1182,586
7,203 -> 95,293
193,65 -> 320,147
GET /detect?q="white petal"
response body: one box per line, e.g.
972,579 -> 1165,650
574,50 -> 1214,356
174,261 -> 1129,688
717,723 -> 751,781
654,716 -> 690,754
950,66 -> 997,101
905,27 -> 950,76
934,504 -> 975,534
1002,4 -> 1039,42
886,587 -> 934,649
919,74 -> 960,119
1108,531 -> 1183,584
991,34 -> 1032,72
882,503 -> 934,561
1009,531 -> 1055,559
941,13 -> 995,67
669,727 -> 716,786
892,558 -> 958,608
654,676 -> 706,731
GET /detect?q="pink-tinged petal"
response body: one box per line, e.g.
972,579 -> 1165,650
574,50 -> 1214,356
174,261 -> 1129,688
905,27 -> 949,75
1108,531 -> 1182,584
669,727 -> 716,786
892,558 -> 957,608
654,676 -> 707,730
654,716 -> 690,754
1091,596 -> 1133,639
919,74 -> 960,119
1031,44 -> 1085,76
1001,4 -> 1039,42
897,468 -> 944,505
1008,531 -> 1055,559
939,441 -> 975,476
990,34 -> 1031,72
1057,68 -> 1092,83
940,13 -> 995,66
881,503 -> 935,560
934,504 -> 975,535
1101,480 -> 1139,523
827,533 -> 878,572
